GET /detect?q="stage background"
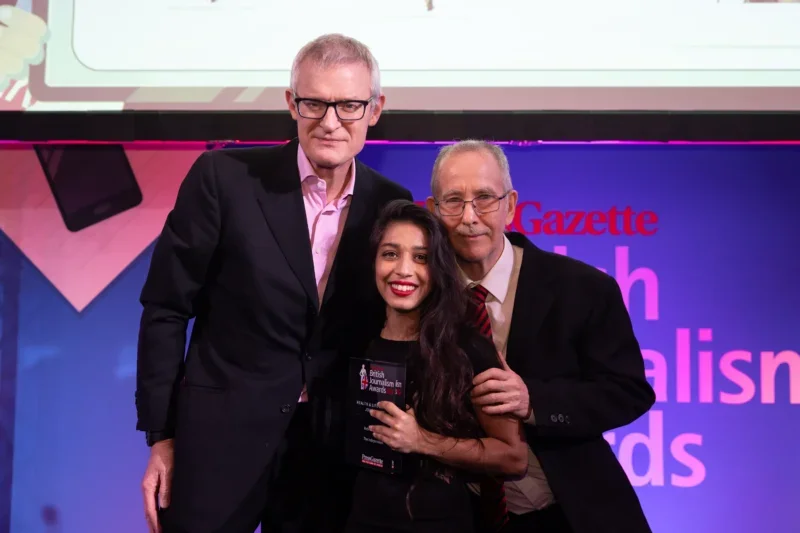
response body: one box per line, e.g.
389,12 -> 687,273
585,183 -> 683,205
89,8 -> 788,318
0,142 -> 798,533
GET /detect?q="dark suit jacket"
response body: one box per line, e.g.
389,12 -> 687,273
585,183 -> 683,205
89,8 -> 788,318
504,232 -> 655,533
135,139 -> 412,532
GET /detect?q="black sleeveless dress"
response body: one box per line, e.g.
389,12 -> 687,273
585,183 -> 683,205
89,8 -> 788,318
344,335 -> 501,533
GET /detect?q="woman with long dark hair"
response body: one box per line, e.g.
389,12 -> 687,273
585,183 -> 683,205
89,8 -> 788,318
345,200 -> 528,533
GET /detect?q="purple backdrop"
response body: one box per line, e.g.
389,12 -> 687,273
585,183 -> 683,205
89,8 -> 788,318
1,142 -> 798,533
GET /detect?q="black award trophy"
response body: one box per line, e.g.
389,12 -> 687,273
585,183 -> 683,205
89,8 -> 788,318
345,356 -> 407,474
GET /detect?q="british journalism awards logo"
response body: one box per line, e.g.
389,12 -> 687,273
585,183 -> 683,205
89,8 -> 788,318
360,364 -> 369,391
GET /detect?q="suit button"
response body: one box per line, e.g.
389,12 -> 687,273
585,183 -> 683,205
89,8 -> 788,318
550,414 -> 558,423
558,414 -> 564,422
305,352 -> 312,361
280,404 -> 292,414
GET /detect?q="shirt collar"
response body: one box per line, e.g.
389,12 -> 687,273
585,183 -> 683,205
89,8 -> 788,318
461,234 -> 514,303
297,144 -> 356,201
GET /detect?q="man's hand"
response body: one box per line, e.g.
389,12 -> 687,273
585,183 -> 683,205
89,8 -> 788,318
141,439 -> 175,533
369,402 -> 424,454
472,357 -> 532,420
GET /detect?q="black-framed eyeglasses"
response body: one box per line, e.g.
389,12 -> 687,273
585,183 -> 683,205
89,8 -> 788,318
434,191 -> 512,216
294,97 -> 373,121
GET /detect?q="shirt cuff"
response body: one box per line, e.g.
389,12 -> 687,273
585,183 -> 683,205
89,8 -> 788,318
524,406 -> 536,425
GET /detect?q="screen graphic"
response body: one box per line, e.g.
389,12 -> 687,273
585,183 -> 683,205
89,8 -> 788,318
1,0 -> 800,111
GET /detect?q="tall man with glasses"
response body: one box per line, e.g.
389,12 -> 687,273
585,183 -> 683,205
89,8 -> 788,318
426,140 -> 655,533
136,33 -> 412,533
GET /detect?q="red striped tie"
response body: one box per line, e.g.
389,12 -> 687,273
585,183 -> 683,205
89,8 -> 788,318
469,285 -> 509,531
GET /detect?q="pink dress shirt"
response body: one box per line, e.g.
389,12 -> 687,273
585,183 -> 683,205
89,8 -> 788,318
296,144 -> 356,400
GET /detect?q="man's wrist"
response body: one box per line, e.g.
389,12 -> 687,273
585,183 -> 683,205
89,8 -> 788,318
146,430 -> 174,447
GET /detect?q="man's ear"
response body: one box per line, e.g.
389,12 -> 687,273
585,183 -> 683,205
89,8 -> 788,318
368,94 -> 386,127
425,196 -> 437,214
285,89 -> 298,120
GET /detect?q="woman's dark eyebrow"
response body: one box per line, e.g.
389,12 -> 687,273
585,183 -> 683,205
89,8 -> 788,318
380,243 -> 427,251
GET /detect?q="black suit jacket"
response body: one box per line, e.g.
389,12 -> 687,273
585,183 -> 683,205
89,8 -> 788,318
504,232 -> 655,533
135,139 -> 412,532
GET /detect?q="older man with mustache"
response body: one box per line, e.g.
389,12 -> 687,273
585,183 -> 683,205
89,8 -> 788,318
426,140 -> 656,533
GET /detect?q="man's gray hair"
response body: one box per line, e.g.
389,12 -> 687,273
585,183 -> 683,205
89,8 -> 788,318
430,140 -> 514,196
290,33 -> 381,98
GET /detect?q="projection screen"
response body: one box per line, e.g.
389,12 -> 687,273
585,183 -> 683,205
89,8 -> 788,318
1,0 -> 800,111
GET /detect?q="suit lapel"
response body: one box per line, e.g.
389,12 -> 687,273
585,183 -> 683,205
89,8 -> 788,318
253,140 -> 319,308
320,160 -> 375,309
505,233 -> 555,369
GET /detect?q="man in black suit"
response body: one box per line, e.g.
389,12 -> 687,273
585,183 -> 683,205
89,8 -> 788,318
136,33 -> 412,533
426,140 -> 656,533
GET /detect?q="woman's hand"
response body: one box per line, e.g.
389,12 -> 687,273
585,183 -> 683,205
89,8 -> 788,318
369,402 -> 424,454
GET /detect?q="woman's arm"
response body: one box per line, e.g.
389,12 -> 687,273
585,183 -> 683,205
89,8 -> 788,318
421,409 -> 528,477
369,402 -> 528,477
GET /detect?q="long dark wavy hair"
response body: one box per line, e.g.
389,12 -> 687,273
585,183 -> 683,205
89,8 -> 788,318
370,199 -> 483,440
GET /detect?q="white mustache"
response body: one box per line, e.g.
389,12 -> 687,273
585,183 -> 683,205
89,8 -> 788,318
456,230 -> 485,238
